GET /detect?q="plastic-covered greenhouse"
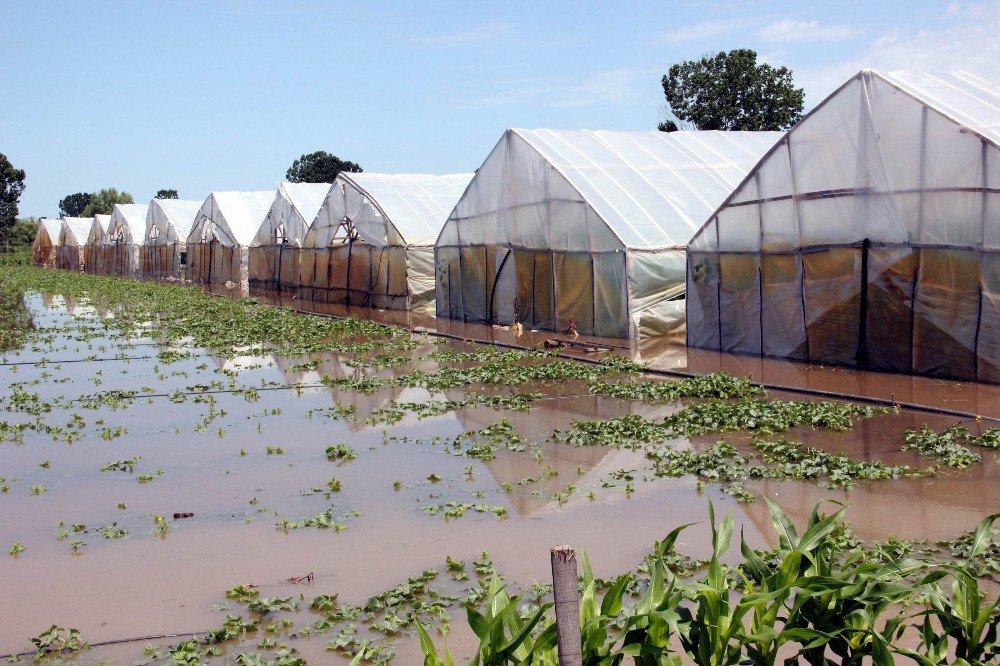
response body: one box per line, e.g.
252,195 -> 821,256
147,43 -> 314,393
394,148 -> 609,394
687,69 -> 1000,382
32,218 -> 62,267
142,198 -> 203,278
56,217 -> 92,271
186,191 -> 275,286
435,128 -> 780,338
84,215 -> 111,274
104,204 -> 149,276
249,182 -> 330,291
299,173 -> 472,311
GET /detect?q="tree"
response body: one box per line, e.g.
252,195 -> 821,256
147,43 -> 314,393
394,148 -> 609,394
9,217 -> 38,249
661,49 -> 804,131
286,151 -> 362,183
59,192 -> 92,217
657,120 -> 679,133
82,188 -> 133,217
155,189 -> 178,199
0,153 -> 27,251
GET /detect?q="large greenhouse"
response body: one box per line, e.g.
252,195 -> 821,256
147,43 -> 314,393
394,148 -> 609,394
434,128 -> 780,338
142,198 -> 203,278
186,191 -> 275,286
32,218 -> 62,267
248,182 -> 330,291
105,203 -> 149,276
299,172 -> 472,311
84,215 -> 111,275
56,217 -> 92,271
686,69 -> 1000,382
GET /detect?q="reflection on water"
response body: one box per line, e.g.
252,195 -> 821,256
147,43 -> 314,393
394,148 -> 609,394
0,291 -> 34,351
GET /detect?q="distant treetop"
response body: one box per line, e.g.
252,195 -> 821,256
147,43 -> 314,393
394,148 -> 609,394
155,189 -> 179,199
660,48 -> 804,132
286,151 -> 362,184
59,192 -> 92,217
82,188 -> 133,217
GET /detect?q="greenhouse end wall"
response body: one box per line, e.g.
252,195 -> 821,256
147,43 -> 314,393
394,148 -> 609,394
249,245 -> 301,292
688,244 -> 1000,382
436,244 -> 629,338
188,242 -> 248,287
297,243 -> 411,310
141,245 -> 184,279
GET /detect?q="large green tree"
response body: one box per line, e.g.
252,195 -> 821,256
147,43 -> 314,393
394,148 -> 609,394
0,153 -> 27,251
9,217 -> 38,249
155,189 -> 178,199
59,192 -> 92,217
82,188 -> 133,217
286,151 -> 362,183
661,49 -> 804,131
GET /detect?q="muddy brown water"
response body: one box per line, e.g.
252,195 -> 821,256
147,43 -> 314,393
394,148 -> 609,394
0,291 -> 998,663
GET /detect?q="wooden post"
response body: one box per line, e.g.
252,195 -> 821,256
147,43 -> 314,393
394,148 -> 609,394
550,545 -> 582,665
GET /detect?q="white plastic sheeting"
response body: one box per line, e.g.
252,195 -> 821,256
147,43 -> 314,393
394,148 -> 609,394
56,217 -> 92,271
105,204 -> 149,276
32,218 -> 62,267
687,69 -> 1000,382
249,182 -> 331,290
84,214 -> 111,274
298,173 -> 472,311
186,191 -> 275,285
143,199 -> 202,278
435,128 -> 780,338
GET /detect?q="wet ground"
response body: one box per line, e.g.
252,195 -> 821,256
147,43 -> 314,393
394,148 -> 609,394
0,288 -> 998,664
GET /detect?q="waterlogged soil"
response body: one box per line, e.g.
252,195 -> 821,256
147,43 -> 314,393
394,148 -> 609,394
0,289 -> 998,664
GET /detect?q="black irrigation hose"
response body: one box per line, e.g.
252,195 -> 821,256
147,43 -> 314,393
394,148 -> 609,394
0,631 -> 203,661
0,355 -> 157,366
259,299 -> 1000,425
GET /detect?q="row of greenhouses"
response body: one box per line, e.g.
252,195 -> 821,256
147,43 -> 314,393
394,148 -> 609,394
32,69 -> 1000,382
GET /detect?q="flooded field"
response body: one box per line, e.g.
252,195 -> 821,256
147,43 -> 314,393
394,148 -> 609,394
1,269 -> 998,664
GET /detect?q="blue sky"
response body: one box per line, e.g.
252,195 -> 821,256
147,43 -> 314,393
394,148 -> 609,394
3,0 -> 998,217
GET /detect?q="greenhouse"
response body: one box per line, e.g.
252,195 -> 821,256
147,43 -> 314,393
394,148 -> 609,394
299,172 -> 472,311
56,217 -> 92,271
142,198 -> 203,278
248,182 -> 330,291
31,218 -> 62,267
686,69 -> 1000,382
83,214 -> 111,275
186,191 -> 275,286
104,203 -> 150,276
435,128 -> 780,338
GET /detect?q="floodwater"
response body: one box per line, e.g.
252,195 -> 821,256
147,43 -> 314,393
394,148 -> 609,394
0,290 -> 997,664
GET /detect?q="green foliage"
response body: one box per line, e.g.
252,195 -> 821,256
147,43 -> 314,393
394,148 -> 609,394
0,152 -> 27,250
155,188 -> 179,199
28,624 -> 88,656
81,187 -> 133,216
9,217 -> 38,249
286,150 -> 362,183
904,425 -> 980,468
420,503 -> 1000,666
326,443 -> 358,462
662,49 -> 804,131
58,192 -> 91,217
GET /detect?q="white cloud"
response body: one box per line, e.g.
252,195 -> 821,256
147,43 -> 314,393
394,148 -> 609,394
757,19 -> 861,42
460,68 -> 651,109
409,22 -> 513,47
795,3 -> 1000,106
662,18 -> 752,44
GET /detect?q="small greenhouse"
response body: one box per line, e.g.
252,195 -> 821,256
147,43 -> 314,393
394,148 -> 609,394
56,217 -> 92,271
142,198 -> 203,278
686,69 -> 1000,382
32,218 -> 62,267
298,172 -> 472,311
105,203 -> 150,276
248,182 -> 330,291
186,191 -> 275,286
435,128 -> 780,338
84,215 -> 111,275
